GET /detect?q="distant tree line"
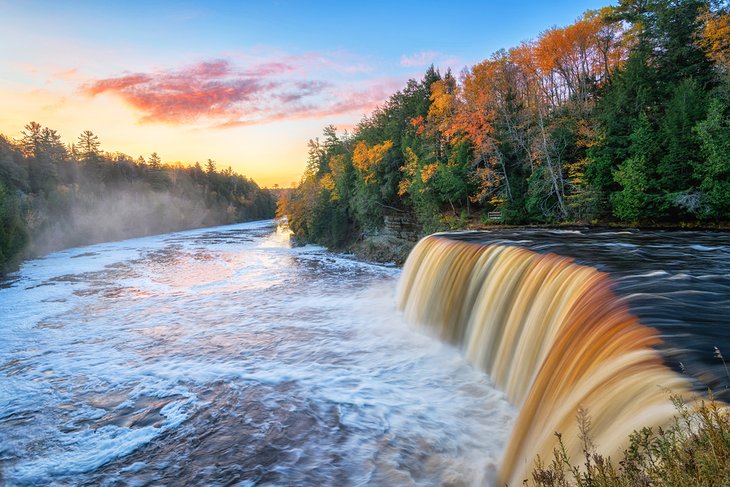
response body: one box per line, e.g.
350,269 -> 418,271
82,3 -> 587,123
0,123 -> 276,273
279,0 -> 730,250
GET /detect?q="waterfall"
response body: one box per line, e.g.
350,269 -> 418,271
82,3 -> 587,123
397,235 -> 694,486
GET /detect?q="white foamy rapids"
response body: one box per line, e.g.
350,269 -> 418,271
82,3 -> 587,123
0,221 -> 513,486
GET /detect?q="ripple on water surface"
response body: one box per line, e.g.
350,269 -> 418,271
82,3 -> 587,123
0,221 -> 513,486
440,227 -> 730,395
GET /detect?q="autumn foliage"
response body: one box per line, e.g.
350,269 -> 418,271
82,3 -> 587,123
279,0 -> 730,249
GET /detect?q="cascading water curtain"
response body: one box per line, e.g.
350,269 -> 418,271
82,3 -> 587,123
397,235 -> 694,486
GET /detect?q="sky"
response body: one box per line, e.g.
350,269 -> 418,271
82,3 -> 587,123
0,0 -> 609,188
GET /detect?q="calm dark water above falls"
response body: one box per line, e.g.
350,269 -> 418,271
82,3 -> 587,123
442,228 -> 730,396
0,222 -> 511,486
1,223 -> 729,486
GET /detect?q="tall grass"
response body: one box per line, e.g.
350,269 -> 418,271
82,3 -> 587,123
529,394 -> 730,486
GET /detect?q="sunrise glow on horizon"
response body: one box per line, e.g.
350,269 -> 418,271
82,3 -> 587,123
1,0 -> 608,188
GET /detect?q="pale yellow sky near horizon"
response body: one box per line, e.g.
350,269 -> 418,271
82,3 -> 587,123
0,1 -> 607,189
0,87 -> 366,188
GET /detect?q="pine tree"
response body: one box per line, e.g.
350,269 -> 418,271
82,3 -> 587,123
148,152 -> 161,169
694,97 -> 730,217
612,112 -> 656,221
588,50 -> 655,202
657,78 -> 707,198
20,122 -> 43,158
77,130 -> 100,161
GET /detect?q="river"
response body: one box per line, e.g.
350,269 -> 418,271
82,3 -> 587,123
1,222 -> 728,486
0,221 -> 511,486
441,227 -> 730,393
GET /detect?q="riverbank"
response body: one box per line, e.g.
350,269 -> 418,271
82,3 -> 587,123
341,219 -> 730,266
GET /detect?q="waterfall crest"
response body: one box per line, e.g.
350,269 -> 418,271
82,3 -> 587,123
397,235 -> 693,485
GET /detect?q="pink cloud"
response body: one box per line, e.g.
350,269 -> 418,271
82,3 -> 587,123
285,51 -> 375,74
322,79 -> 403,116
226,48 -> 375,76
85,73 -> 153,96
241,61 -> 295,77
83,60 -> 320,124
216,77 -> 403,129
52,68 -> 82,81
83,58 -> 398,127
186,59 -> 231,78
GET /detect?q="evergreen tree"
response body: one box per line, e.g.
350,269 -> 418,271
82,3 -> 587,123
657,78 -> 707,199
612,112 -> 656,221
148,152 -> 161,169
694,97 -> 730,217
651,0 -> 716,90
20,122 -> 43,158
588,50 -> 655,204
0,182 -> 28,274
77,130 -> 101,161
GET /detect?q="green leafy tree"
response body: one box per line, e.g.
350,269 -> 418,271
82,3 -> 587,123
0,182 -> 29,274
694,97 -> 730,217
612,112 -> 655,221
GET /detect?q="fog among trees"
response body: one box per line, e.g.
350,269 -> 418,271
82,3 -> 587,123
0,124 -> 276,273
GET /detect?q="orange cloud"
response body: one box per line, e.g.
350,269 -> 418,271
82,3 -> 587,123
83,59 -> 399,127
83,60 -> 299,124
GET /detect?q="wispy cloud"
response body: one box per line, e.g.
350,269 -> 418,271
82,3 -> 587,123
52,68 -> 82,81
216,78 -> 403,128
228,48 -> 376,75
400,51 -> 460,68
82,56 -> 393,127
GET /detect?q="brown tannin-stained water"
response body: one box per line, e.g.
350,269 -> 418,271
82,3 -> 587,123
398,229 -> 730,486
2,223 -> 729,486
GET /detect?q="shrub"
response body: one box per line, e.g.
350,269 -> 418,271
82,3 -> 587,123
531,395 -> 730,487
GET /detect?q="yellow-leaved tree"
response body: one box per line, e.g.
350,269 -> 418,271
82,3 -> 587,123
352,140 -> 393,185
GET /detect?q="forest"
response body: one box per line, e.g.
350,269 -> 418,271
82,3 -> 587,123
0,124 -> 276,274
279,0 -> 730,251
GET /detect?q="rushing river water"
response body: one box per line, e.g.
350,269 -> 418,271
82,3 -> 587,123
0,221 -> 512,486
442,228 -> 730,396
1,222 -> 729,486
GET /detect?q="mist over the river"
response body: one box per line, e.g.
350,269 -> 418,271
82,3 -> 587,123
31,184 -> 218,256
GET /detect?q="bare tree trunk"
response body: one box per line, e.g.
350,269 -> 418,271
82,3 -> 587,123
500,102 -> 534,172
537,105 -> 568,218
486,142 -> 513,203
